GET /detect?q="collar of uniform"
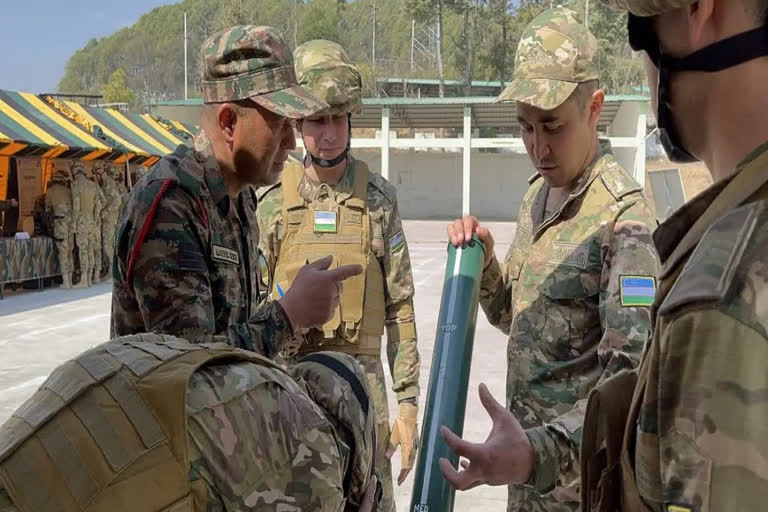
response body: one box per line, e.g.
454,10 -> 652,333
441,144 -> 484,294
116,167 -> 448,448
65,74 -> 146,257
561,148 -> 614,206
193,129 -> 231,218
298,156 -> 356,203
655,140 -> 768,277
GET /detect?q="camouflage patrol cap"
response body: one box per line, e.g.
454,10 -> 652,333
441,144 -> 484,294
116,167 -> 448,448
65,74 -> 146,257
291,352 -> 377,509
497,7 -> 598,110
201,25 -> 328,118
600,0 -> 695,17
294,40 -> 363,117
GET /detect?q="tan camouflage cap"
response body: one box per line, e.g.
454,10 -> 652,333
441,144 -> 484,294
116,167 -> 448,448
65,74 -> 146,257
201,25 -> 328,118
294,40 -> 363,117
291,352 -> 377,509
600,0 -> 695,17
497,7 -> 598,110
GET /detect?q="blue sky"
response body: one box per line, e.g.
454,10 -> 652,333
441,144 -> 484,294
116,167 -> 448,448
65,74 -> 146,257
0,0 -> 176,93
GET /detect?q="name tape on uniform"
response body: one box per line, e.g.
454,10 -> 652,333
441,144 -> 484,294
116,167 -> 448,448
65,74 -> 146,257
211,244 -> 240,266
620,276 -> 656,307
548,241 -> 590,269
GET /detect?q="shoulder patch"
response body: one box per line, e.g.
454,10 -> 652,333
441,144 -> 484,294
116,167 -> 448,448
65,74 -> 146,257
368,171 -> 397,204
528,172 -> 541,185
659,201 -> 764,315
601,164 -> 643,201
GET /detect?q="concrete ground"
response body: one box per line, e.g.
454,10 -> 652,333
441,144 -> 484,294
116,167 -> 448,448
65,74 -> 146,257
0,220 -> 517,511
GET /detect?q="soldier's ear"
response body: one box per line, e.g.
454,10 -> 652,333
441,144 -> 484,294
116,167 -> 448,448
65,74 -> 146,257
589,89 -> 605,128
217,103 -> 238,145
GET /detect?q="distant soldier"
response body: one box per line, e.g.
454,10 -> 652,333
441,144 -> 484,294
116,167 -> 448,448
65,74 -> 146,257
45,169 -> 75,288
71,163 -> 104,288
98,164 -> 127,279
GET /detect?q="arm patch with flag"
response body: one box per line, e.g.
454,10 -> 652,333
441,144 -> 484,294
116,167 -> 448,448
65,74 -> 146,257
390,231 -> 405,254
620,276 -> 656,307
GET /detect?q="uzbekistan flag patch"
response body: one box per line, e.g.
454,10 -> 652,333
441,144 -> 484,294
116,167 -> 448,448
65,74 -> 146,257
620,276 -> 656,307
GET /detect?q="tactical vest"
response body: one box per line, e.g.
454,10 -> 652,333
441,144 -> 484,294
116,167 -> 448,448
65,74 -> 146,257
73,176 -> 99,225
271,160 -> 386,355
0,334 -> 283,512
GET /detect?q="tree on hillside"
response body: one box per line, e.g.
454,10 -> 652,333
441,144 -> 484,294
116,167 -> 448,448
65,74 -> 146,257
298,0 -> 345,45
57,0 -> 646,108
102,69 -> 134,104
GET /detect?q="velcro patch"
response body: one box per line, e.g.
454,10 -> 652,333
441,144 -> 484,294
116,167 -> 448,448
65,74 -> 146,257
211,244 -> 240,266
666,505 -> 692,512
314,211 -> 337,233
548,241 -> 589,269
620,276 -> 656,307
390,231 -> 405,254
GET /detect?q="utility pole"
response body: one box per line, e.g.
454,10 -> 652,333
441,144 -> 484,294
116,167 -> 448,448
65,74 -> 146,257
372,0 -> 377,73
184,12 -> 188,100
411,19 -> 415,71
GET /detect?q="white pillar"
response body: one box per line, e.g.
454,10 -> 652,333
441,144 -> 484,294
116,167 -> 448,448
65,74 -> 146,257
381,107 -> 390,180
634,108 -> 648,189
462,106 -> 472,216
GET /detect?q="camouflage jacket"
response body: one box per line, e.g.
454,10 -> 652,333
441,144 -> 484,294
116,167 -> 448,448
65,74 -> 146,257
187,358 -> 346,511
480,147 -> 660,500
100,174 -> 127,222
111,131 -> 293,357
623,142 -> 768,511
257,156 -> 420,401
44,184 -> 73,229
71,175 -> 104,230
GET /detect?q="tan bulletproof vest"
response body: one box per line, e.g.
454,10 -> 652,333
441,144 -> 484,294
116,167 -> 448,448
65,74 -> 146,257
46,184 -> 73,218
0,335 -> 283,512
271,161 -> 386,355
74,176 -> 98,219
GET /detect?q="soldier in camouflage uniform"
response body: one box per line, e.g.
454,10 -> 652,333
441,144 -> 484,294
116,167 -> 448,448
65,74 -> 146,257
112,25 -> 362,355
575,1 -> 768,511
45,169 -> 75,288
71,162 -> 105,289
90,169 -> 106,284
0,334 -> 381,511
257,40 -> 421,512
442,8 -> 661,511
98,164 -> 127,280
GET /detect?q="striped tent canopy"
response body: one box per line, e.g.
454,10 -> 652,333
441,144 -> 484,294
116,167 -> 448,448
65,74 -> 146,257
54,100 -> 184,168
151,115 -> 198,140
0,90 -> 112,161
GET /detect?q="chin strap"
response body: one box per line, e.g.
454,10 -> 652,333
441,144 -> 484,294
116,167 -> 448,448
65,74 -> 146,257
304,115 -> 352,168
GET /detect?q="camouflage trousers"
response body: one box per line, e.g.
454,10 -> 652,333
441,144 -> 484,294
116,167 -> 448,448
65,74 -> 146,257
53,219 -> 73,274
75,219 -> 94,281
102,217 -> 117,275
90,224 -> 102,279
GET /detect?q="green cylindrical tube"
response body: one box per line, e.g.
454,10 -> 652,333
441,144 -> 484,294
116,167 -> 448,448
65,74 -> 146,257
409,235 -> 486,512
